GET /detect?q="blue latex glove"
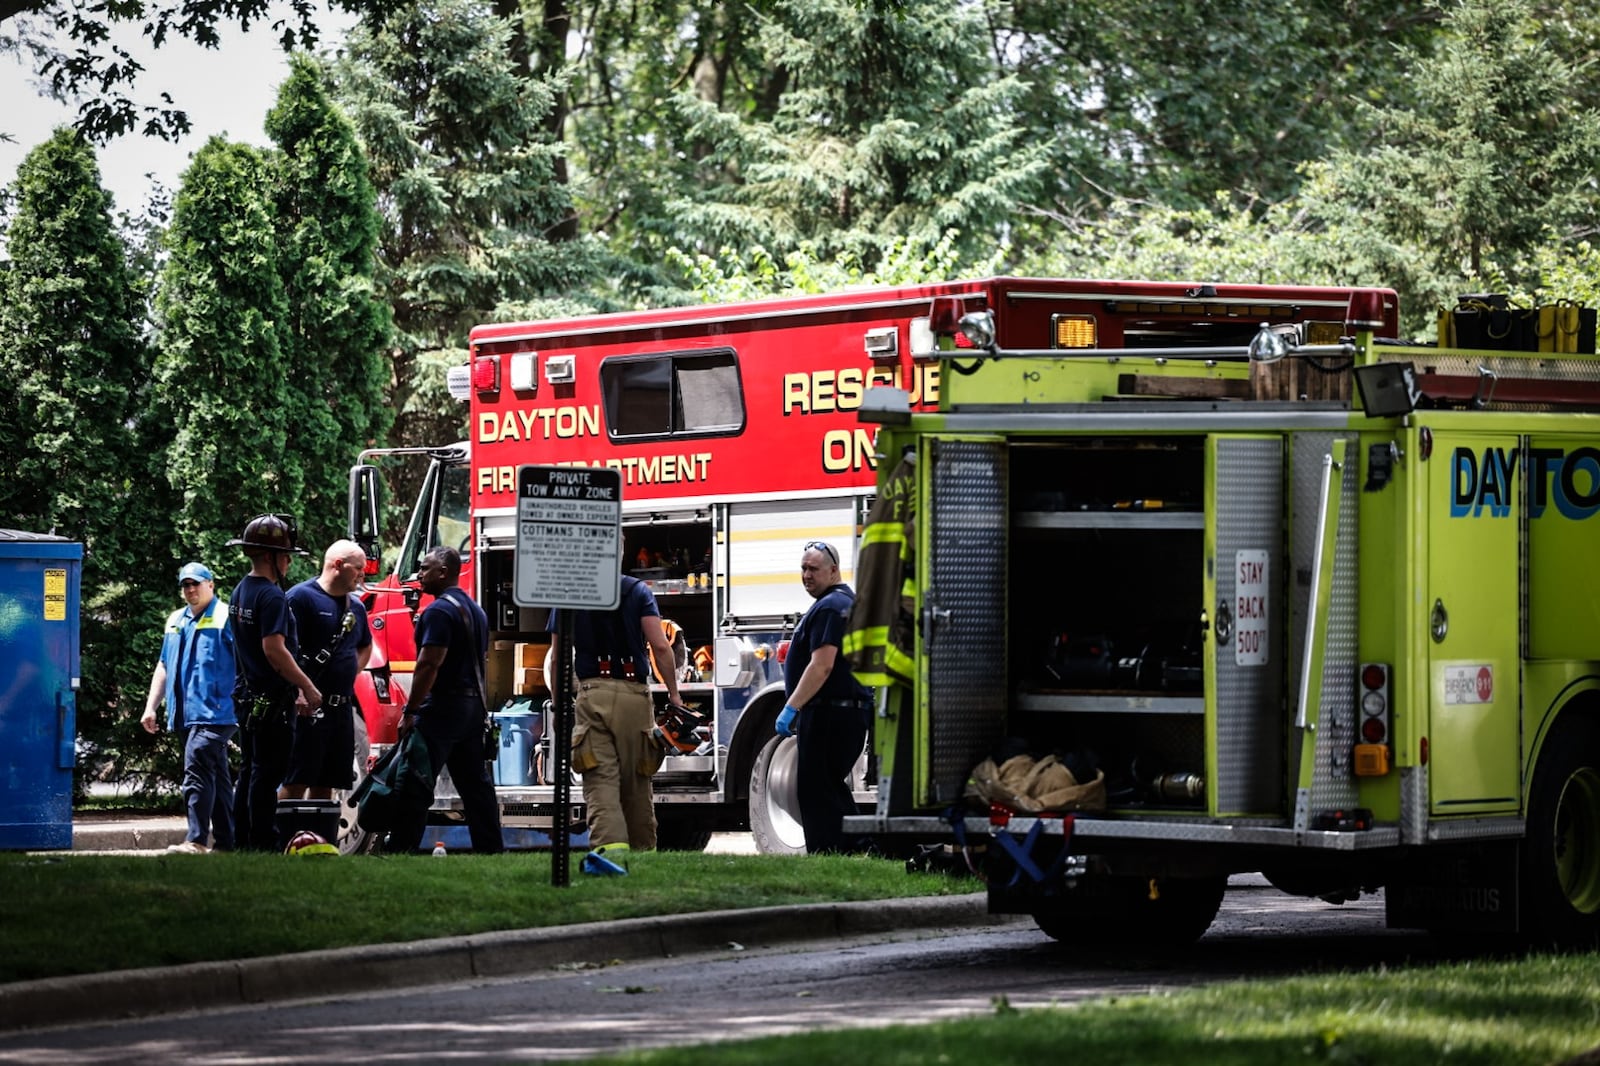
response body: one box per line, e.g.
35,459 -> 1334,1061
775,704 -> 798,736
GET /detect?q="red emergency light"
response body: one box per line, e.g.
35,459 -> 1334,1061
1345,289 -> 1387,334
472,355 -> 500,395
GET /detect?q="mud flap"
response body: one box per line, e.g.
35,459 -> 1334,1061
1384,842 -> 1519,933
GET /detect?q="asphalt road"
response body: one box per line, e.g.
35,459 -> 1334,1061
0,881 -> 1470,1066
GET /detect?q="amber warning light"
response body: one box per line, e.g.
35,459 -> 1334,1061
1053,314 -> 1098,349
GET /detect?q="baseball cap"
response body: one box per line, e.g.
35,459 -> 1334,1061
177,562 -> 214,584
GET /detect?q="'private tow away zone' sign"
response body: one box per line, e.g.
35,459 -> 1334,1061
512,465 -> 622,610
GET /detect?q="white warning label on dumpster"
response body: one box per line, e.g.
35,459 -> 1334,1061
1235,549 -> 1269,667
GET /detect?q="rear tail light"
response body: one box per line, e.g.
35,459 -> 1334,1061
1353,661 -> 1392,775
775,640 -> 791,665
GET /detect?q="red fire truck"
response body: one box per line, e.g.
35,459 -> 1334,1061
343,277 -> 1384,853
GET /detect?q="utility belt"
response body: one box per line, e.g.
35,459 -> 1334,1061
815,696 -> 873,713
241,688 -> 294,733
323,693 -> 349,709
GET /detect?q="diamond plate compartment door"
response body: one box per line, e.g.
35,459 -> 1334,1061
919,436 -> 1008,807
1207,435 -> 1287,816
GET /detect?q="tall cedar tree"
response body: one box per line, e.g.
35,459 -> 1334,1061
265,55 -> 395,552
1302,0 -> 1600,290
663,0 -> 1046,274
0,128 -> 173,787
325,0 -> 599,475
153,138 -> 301,572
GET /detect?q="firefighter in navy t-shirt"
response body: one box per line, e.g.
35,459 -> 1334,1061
777,540 -> 872,854
227,515 -> 322,852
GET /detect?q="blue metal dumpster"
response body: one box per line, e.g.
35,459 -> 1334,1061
0,530 -> 82,849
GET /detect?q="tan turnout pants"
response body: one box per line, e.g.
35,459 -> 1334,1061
572,677 -> 658,850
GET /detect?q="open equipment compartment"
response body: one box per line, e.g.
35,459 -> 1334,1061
1006,437 -> 1211,810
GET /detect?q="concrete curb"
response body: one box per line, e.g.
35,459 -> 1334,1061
72,821 -> 188,852
0,894 -> 1010,1033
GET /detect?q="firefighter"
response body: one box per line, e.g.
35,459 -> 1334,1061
777,540 -> 873,854
551,570 -> 689,870
228,514 -> 323,852
384,546 -> 504,854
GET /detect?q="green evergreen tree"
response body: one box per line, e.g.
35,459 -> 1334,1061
0,127 -> 174,789
266,55 -> 394,551
1303,0 -> 1600,286
152,137 -> 299,570
325,0 -> 602,463
662,0 -> 1045,274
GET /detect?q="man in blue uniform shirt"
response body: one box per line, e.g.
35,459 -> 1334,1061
227,514 -> 323,852
385,546 -> 504,854
777,540 -> 872,854
281,540 -> 372,808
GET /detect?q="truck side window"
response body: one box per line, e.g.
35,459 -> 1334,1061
602,350 -> 744,440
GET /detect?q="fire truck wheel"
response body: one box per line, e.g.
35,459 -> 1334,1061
749,734 -> 806,855
655,819 -> 713,852
1031,875 -> 1225,947
1521,713 -> 1600,948
337,710 -> 381,856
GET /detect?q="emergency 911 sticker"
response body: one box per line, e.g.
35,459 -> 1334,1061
1441,664 -> 1494,705
1235,549 -> 1269,667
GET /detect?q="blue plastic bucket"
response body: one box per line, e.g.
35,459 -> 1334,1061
492,711 -> 538,786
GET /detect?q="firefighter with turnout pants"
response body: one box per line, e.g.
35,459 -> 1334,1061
551,575 -> 689,873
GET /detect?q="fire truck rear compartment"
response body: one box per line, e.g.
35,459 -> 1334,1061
918,430 -> 1335,837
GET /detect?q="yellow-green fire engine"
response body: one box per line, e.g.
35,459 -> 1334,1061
844,280 -> 1600,948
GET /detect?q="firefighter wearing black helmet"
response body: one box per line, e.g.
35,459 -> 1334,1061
227,514 -> 324,852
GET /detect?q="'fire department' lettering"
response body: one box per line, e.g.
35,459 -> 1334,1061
476,405 -> 602,444
477,453 -> 711,495
1452,445 -> 1600,519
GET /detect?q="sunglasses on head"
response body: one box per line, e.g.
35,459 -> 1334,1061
804,541 -> 838,564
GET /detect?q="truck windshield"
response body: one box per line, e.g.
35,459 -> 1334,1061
397,460 -> 472,579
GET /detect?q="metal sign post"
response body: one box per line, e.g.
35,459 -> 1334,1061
512,465 -> 622,887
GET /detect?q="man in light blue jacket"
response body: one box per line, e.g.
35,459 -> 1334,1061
142,561 -> 237,853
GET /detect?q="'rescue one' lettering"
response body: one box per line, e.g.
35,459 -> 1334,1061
1452,445 -> 1600,519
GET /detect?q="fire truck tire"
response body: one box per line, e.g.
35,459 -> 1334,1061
749,734 -> 807,855
1031,875 -> 1225,947
655,819 -> 713,852
1520,713 -> 1600,948
337,709 -> 381,856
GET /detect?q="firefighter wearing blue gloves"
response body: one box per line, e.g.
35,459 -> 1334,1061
778,541 -> 872,853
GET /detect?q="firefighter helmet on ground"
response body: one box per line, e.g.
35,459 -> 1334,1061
284,830 -> 339,856
227,514 -> 309,556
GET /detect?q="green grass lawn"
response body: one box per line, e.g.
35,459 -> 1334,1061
0,849 -> 966,983
585,951 -> 1600,1066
